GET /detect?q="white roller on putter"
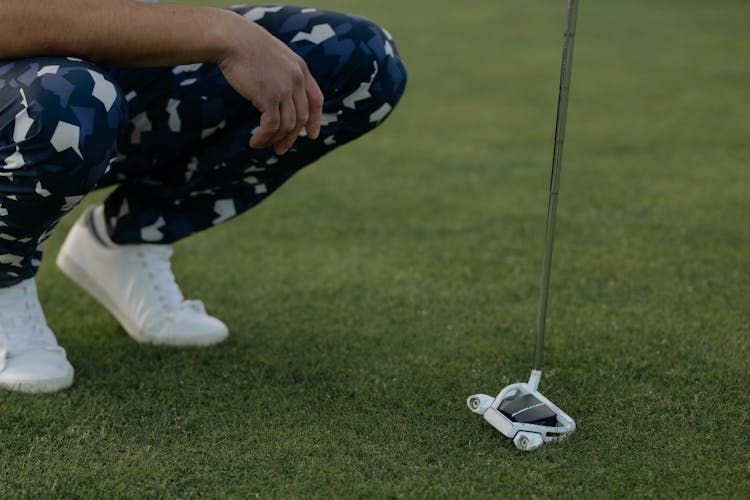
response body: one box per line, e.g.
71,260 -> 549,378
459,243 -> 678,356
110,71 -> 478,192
467,370 -> 576,451
467,0 -> 580,452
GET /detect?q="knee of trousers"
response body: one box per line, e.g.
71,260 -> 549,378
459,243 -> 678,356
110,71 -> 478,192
325,16 -> 408,121
0,58 -> 128,197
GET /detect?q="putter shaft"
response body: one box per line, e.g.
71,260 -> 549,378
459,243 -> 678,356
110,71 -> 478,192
534,0 -> 579,371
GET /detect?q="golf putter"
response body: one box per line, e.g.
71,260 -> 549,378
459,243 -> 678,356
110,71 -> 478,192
466,0 -> 579,451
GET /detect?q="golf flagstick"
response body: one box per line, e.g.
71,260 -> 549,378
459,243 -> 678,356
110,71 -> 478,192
467,0 -> 580,451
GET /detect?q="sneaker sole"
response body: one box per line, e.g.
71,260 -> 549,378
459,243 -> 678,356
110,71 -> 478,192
0,371 -> 74,394
56,230 -> 225,347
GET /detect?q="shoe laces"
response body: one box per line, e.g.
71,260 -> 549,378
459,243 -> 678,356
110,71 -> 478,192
0,280 -> 60,359
136,247 -> 205,316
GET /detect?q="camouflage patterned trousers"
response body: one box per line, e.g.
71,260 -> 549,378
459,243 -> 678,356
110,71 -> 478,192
0,5 -> 407,287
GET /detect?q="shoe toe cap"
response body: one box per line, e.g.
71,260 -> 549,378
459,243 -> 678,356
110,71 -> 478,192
0,349 -> 74,393
154,312 -> 228,347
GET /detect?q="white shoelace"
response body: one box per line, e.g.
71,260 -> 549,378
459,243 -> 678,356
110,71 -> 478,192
0,281 -> 60,364
136,247 -> 205,315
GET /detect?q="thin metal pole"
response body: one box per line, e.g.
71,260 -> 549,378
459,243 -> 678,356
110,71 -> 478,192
533,0 -> 580,371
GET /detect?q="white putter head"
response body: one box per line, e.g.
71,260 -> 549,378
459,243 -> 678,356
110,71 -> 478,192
467,370 -> 576,451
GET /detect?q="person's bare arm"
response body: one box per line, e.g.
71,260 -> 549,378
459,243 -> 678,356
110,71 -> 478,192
0,0 -> 322,154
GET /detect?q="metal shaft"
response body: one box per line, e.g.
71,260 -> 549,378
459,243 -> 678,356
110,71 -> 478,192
533,0 -> 579,371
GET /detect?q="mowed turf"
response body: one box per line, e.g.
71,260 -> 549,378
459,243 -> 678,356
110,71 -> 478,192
1,0 -> 748,497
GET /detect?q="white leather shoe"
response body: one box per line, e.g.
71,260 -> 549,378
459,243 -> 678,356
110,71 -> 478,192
0,279 -> 74,393
56,206 -> 228,346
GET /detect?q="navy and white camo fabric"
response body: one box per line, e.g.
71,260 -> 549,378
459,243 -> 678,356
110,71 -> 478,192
0,5 -> 407,287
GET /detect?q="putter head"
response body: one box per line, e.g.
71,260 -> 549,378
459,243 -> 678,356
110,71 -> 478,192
466,370 -> 575,451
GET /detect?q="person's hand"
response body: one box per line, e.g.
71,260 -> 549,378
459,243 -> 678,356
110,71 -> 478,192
217,14 -> 323,155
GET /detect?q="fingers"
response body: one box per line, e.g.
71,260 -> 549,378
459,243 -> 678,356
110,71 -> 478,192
250,97 -> 295,152
249,105 -> 281,149
249,61 -> 325,154
275,85 -> 310,154
304,69 -> 324,141
274,99 -> 297,153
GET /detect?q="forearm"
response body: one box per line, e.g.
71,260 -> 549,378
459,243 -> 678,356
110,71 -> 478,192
0,0 -> 324,153
0,0 -> 244,66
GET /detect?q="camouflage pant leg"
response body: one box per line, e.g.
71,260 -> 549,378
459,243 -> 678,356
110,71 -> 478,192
0,5 -> 407,285
0,59 -> 127,286
100,5 -> 408,244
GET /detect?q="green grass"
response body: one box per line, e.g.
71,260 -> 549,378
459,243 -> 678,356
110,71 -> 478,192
2,0 -> 749,497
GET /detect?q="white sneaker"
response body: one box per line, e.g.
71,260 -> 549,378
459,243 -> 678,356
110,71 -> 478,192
0,279 -> 74,393
56,206 -> 228,346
